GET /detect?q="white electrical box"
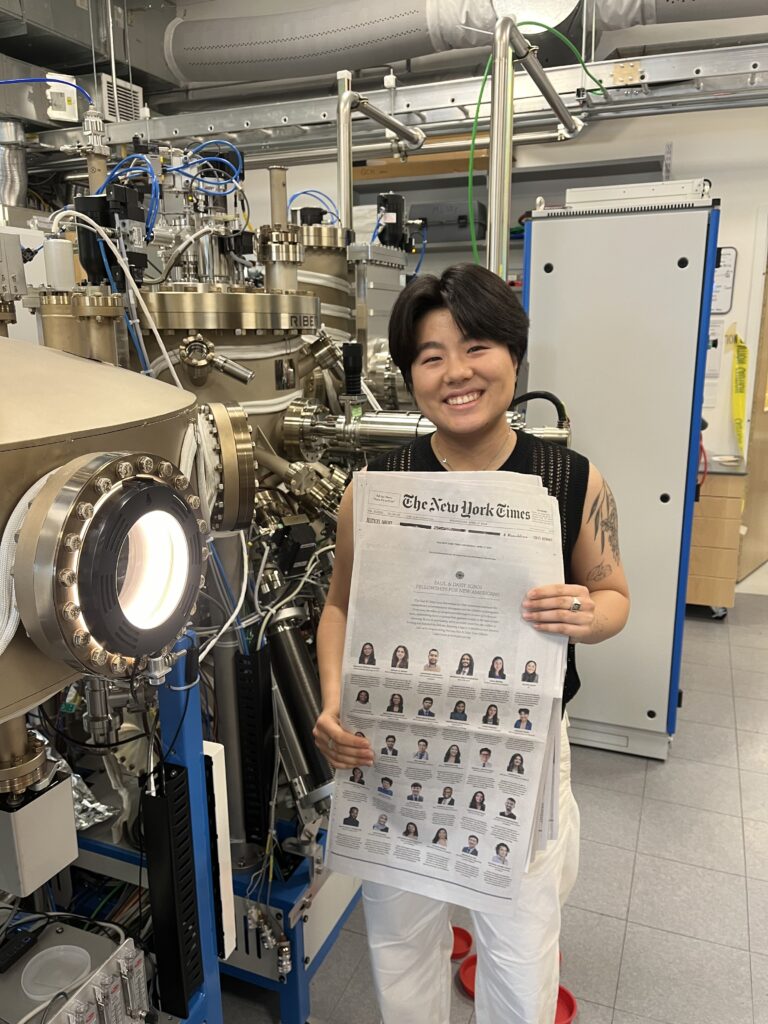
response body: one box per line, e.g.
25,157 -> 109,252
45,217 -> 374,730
0,774 -> 78,895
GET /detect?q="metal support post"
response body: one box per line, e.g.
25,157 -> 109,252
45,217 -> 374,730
508,22 -> 579,135
157,635 -> 224,1024
486,18 -> 515,280
336,71 -> 353,231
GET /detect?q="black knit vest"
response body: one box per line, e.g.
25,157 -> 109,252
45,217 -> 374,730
366,431 -> 590,709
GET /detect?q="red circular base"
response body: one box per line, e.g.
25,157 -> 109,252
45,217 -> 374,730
458,955 -> 578,1022
451,926 -> 472,961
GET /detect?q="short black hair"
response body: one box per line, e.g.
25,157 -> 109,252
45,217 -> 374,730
388,263 -> 529,389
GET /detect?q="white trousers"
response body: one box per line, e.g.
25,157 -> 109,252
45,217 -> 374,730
362,715 -> 580,1024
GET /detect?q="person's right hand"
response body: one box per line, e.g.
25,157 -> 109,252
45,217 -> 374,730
314,709 -> 374,769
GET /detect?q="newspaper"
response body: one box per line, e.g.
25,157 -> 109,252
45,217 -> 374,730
326,471 -> 568,914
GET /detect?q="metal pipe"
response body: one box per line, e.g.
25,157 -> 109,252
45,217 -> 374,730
336,71 -> 354,231
508,21 -> 579,135
0,716 -> 28,762
105,0 -> 121,122
268,165 -> 288,224
487,18 -> 515,281
354,97 -> 425,148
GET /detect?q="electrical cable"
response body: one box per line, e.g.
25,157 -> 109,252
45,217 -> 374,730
199,532 -> 249,662
370,215 -> 382,243
98,240 -> 151,372
0,77 -> 93,105
142,225 -> 215,286
39,706 -> 149,750
468,54 -> 493,265
288,189 -> 339,222
510,390 -> 569,428
40,991 -> 69,1024
413,230 -> 427,275
51,208 -> 183,388
207,541 -> 248,654
516,21 -> 607,94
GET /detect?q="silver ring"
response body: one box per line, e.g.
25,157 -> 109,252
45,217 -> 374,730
327,737 -> 335,752
570,597 -> 582,613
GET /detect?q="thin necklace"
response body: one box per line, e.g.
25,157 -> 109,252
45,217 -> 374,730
432,427 -> 513,472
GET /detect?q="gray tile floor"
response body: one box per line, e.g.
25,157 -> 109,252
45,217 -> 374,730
221,593 -> 768,1023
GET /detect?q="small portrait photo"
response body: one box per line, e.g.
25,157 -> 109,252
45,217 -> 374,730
358,642 -> 376,666
462,835 -> 479,856
482,704 -> 500,726
343,806 -> 360,827
403,821 -> 419,839
476,747 -> 493,769
443,743 -> 462,765
507,752 -> 525,775
423,648 -> 441,672
355,689 -> 370,706
391,645 -> 409,670
521,660 -> 539,683
491,842 -> 510,866
372,813 -> 390,833
349,766 -> 366,785
386,693 -> 404,714
438,786 -> 455,806
413,738 -> 429,761
514,708 -> 533,731
417,696 -> 436,717
468,790 -> 486,812
500,797 -> 517,819
488,656 -> 506,680
377,777 -> 394,797
456,652 -> 475,676
449,700 -> 468,722
407,782 -> 424,802
432,827 -> 449,848
380,734 -> 398,756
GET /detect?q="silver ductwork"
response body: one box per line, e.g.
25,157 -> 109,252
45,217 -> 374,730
0,121 -> 26,208
164,0 -> 576,85
163,0 -> 768,86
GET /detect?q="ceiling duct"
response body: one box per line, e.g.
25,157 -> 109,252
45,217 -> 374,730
163,0 -> 768,87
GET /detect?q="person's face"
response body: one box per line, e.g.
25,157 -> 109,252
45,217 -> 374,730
428,651 -> 438,665
412,785 -> 421,795
473,792 -> 483,806
418,741 -> 427,752
460,655 -> 471,669
406,823 -> 416,835
443,787 -> 453,798
350,808 -> 358,818
382,779 -> 391,788
512,755 -> 522,767
468,836 -> 478,849
505,798 -> 515,812
410,309 -> 517,439
353,768 -> 362,780
479,750 -> 490,764
422,698 -> 433,710
378,815 -> 387,826
392,694 -> 402,707
493,658 -> 503,671
497,845 -> 508,859
358,691 -> 368,703
362,644 -> 373,657
525,661 -> 536,673
395,646 -> 406,660
488,705 -> 497,717
385,736 -> 395,749
519,711 -> 529,722
455,702 -> 465,713
438,829 -> 447,840
449,745 -> 459,757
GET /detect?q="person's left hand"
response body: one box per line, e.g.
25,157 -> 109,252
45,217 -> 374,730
522,584 -> 595,641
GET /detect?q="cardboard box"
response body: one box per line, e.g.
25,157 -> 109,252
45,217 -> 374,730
689,545 -> 740,579
695,496 -> 743,520
686,575 -> 737,608
691,517 -> 741,550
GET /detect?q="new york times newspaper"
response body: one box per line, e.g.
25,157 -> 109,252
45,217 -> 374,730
326,471 -> 568,914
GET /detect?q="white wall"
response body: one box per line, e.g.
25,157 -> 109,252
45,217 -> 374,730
245,105 -> 768,461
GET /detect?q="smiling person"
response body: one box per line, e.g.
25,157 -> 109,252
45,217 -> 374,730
314,263 -> 629,1024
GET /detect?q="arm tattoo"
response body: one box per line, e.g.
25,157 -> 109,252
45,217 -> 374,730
587,481 -> 621,563
586,562 -> 614,583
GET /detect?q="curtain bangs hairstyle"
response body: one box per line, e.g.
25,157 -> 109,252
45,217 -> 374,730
388,264 -> 529,390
